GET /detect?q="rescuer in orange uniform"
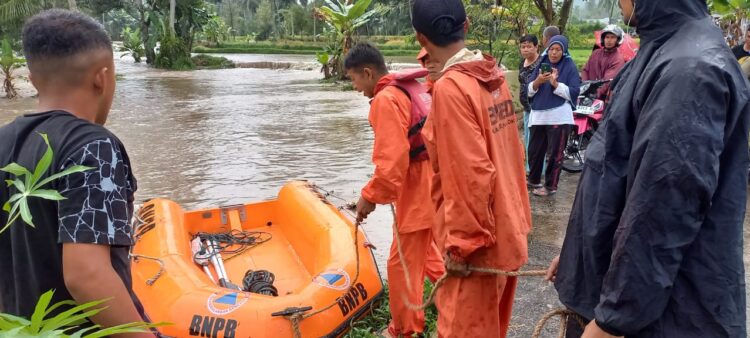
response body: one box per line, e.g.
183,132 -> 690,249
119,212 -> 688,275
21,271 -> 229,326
411,0 -> 532,336
345,42 -> 444,338
417,48 -> 443,88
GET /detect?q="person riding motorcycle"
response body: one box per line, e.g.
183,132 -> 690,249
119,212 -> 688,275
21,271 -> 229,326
581,24 -> 626,99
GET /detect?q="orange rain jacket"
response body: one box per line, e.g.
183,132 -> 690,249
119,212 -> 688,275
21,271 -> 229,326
361,75 -> 434,234
422,54 -> 531,270
361,73 -> 444,336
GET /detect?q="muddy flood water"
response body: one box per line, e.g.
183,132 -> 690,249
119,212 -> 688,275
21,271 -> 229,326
1,54 -> 748,337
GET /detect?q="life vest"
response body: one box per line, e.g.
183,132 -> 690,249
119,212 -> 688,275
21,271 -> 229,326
387,68 -> 432,161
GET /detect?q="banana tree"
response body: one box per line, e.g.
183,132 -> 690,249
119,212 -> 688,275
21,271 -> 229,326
0,38 -> 25,99
314,0 -> 378,78
316,51 -> 332,79
711,0 -> 750,47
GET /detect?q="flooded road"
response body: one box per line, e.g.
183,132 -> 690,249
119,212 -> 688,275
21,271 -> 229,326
1,54 -> 748,337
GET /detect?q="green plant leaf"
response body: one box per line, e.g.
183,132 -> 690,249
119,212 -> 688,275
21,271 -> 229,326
0,312 -> 30,325
348,0 -> 373,20
45,308 -> 103,332
0,210 -> 20,234
4,194 -> 21,220
352,10 -> 378,29
31,133 -> 54,187
0,320 -> 22,331
324,0 -> 345,13
19,198 -> 33,228
67,325 -> 102,338
2,200 -> 9,213
34,165 -> 94,190
6,192 -> 23,206
29,289 -> 54,333
0,326 -> 24,337
40,297 -> 109,332
28,189 -> 66,201
12,178 -> 25,193
82,321 -> 171,338
4,180 -> 13,187
0,162 -> 31,177
43,299 -> 77,318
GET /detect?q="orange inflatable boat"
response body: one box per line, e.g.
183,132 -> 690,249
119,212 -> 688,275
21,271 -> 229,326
130,181 -> 384,338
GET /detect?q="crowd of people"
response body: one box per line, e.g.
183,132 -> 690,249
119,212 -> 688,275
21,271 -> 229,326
1,0 -> 749,338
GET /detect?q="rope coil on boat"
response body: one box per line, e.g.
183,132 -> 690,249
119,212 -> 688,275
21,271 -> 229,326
130,254 -> 166,286
129,204 -> 166,286
242,270 -> 279,296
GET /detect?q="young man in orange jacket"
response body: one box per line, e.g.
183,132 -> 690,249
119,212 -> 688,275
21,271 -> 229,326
345,42 -> 444,337
417,48 -> 443,89
411,0 -> 532,337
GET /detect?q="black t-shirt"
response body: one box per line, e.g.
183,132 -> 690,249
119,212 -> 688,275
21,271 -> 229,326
732,44 -> 750,60
0,111 -> 144,319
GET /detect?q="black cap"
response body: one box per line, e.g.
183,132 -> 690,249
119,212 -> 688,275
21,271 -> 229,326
411,0 -> 466,46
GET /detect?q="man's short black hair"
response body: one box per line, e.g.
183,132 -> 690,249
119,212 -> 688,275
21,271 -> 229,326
519,34 -> 539,46
344,42 -> 388,74
411,0 -> 466,47
23,9 -> 112,80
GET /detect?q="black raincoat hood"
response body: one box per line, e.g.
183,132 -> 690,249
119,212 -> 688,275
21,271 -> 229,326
555,0 -> 749,337
634,0 -> 709,43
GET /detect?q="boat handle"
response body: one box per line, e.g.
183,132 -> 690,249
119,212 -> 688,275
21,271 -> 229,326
271,306 -> 313,317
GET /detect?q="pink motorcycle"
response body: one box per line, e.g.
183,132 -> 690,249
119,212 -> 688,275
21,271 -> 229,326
562,79 -> 611,173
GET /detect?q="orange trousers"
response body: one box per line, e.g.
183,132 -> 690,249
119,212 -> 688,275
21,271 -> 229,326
436,274 -> 518,338
387,228 -> 445,336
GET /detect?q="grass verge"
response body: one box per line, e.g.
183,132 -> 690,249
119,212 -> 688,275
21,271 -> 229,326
344,281 -> 438,338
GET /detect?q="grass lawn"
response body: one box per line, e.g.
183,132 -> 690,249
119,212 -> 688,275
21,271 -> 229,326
569,48 -> 594,69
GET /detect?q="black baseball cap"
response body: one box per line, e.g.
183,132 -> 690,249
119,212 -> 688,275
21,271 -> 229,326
411,0 -> 467,47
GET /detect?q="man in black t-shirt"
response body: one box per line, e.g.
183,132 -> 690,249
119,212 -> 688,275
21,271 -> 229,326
0,10 -> 154,338
732,28 -> 750,60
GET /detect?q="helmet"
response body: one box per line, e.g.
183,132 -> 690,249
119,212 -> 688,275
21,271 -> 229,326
601,24 -> 624,47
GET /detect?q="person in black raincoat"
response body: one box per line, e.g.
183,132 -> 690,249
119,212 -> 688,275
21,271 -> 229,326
545,0 -> 750,337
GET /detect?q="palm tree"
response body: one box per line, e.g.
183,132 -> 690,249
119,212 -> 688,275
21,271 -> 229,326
0,0 -> 44,22
169,0 -> 175,33
0,0 -> 77,22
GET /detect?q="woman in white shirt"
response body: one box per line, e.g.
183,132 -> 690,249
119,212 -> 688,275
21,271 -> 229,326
527,35 -> 581,196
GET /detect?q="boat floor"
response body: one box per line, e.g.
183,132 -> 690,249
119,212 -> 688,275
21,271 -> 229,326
218,226 -> 311,295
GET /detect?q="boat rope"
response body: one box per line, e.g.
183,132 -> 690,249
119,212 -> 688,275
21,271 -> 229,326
390,204 -> 413,293
389,205 -> 582,338
130,254 -> 166,286
281,185 -> 584,337
531,309 -> 587,338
